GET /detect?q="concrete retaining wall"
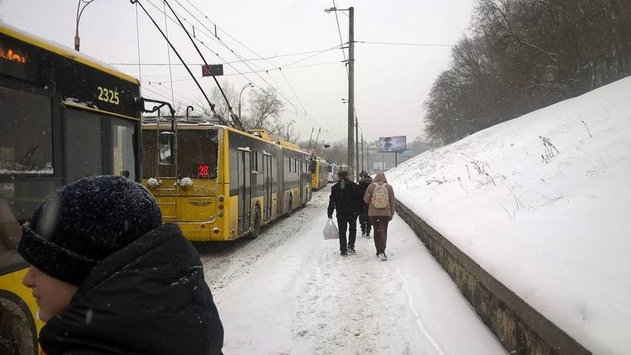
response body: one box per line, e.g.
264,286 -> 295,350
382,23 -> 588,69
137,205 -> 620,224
396,201 -> 591,355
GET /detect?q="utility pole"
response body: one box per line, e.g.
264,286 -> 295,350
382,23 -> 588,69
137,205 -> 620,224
324,6 -> 355,179
355,116 -> 359,177
348,7 -> 355,180
361,133 -> 365,173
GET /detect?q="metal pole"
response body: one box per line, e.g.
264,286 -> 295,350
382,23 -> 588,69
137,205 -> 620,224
355,117 -> 359,178
361,134 -> 364,173
348,7 -> 355,180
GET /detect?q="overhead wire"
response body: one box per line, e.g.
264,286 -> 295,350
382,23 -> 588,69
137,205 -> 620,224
174,0 -> 329,131
141,79 -> 192,107
135,0 -> 349,137
142,0 -> 322,130
162,0 -> 244,130
356,40 -> 453,47
111,58 -> 343,72
131,0 -> 227,125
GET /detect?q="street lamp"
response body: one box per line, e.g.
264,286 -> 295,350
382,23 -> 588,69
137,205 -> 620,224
239,82 -> 254,121
325,6 -> 355,180
75,0 -> 96,51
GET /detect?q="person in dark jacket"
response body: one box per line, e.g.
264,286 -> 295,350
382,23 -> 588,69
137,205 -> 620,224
17,175 -> 224,355
357,171 -> 373,238
327,170 -> 362,256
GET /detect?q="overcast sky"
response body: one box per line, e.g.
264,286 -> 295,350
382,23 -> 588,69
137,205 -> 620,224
1,0 -> 474,145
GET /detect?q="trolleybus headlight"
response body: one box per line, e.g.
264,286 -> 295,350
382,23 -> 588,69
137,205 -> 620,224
179,177 -> 193,189
147,177 -> 161,189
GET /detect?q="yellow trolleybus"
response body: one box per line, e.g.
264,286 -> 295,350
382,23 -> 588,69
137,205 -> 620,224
142,122 -> 311,241
310,156 -> 329,190
1,23 -> 143,354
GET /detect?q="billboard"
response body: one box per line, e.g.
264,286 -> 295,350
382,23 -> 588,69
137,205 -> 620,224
378,136 -> 406,152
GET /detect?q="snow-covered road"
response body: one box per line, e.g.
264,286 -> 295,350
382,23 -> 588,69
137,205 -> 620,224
200,186 -> 507,355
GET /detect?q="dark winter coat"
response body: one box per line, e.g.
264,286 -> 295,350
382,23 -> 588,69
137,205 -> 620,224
357,176 -> 373,213
39,223 -> 224,355
327,178 -> 362,219
363,171 -> 396,218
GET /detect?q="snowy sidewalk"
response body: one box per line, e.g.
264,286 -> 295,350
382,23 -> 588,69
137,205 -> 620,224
212,202 -> 507,355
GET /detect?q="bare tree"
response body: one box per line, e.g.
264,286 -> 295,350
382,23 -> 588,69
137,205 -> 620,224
192,80 -> 238,126
193,84 -> 300,141
244,87 -> 284,131
423,0 -> 631,146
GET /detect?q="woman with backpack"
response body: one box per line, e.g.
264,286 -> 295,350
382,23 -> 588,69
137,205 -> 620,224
363,171 -> 396,261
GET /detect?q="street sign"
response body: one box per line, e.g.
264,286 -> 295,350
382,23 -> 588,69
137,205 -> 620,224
202,64 -> 224,77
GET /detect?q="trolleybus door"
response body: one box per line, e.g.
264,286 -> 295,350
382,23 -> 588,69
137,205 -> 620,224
298,160 -> 307,203
263,153 -> 273,221
237,149 -> 251,234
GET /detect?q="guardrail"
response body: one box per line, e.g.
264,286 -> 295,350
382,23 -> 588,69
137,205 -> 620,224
396,201 -> 591,355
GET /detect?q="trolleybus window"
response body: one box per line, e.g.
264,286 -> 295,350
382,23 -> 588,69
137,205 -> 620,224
142,129 -> 219,179
159,132 -> 175,165
64,109 -> 103,182
64,110 -> 138,182
143,131 -> 159,178
178,131 -> 219,179
142,131 -> 175,178
113,120 -> 137,181
0,87 -> 52,174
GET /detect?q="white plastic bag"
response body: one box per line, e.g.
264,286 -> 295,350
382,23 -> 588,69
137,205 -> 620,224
323,219 -> 339,240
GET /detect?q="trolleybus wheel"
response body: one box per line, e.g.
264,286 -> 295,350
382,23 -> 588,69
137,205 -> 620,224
249,205 -> 262,239
0,296 -> 38,355
285,195 -> 293,217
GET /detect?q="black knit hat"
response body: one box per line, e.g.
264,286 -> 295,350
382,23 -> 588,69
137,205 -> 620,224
17,176 -> 162,286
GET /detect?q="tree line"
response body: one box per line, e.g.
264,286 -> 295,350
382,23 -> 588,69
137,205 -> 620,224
423,0 -> 631,144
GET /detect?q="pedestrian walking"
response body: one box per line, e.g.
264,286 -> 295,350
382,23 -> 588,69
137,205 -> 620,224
363,171 -> 396,261
327,170 -> 362,256
17,175 -> 224,355
357,171 -> 373,238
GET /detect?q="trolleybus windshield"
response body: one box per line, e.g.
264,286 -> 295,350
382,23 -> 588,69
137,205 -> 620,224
143,129 -> 219,179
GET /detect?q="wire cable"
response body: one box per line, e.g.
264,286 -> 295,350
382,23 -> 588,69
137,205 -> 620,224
130,0 -> 228,125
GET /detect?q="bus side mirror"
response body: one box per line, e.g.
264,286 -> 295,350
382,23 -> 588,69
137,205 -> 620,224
159,131 -> 175,165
